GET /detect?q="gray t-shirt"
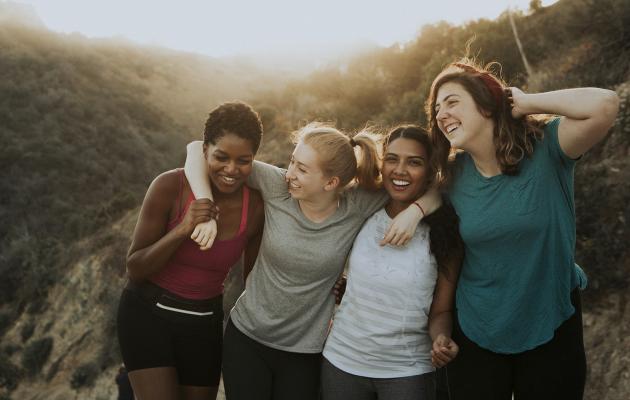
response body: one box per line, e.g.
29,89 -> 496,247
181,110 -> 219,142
230,161 -> 388,353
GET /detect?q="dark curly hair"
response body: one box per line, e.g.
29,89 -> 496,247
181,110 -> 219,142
384,125 -> 464,281
203,101 -> 263,153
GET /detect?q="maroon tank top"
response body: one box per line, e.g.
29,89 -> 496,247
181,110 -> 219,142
150,170 -> 250,299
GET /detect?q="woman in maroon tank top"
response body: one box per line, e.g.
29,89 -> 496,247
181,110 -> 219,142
117,101 -> 265,400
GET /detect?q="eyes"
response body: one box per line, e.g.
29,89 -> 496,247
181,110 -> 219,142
213,154 -> 251,165
383,155 -> 425,167
435,98 -> 459,114
288,158 -> 307,173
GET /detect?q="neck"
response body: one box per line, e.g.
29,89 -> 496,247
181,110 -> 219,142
210,183 -> 243,202
465,124 -> 502,177
298,192 -> 339,223
385,200 -> 410,219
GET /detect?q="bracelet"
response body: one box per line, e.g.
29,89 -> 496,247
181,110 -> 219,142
413,201 -> 425,218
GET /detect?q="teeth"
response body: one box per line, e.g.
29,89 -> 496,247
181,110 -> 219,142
289,181 -> 300,189
221,176 -> 236,183
446,123 -> 459,133
392,179 -> 410,186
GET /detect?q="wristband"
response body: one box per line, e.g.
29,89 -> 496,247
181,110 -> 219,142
413,201 -> 425,218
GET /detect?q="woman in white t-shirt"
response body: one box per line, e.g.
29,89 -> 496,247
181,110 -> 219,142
183,123 -> 442,400
322,125 -> 464,400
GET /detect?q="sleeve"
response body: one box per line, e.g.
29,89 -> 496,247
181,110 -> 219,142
545,117 -> 579,169
345,186 -> 389,218
247,160 -> 289,200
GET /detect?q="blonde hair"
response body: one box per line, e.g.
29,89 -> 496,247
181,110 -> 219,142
291,123 -> 381,191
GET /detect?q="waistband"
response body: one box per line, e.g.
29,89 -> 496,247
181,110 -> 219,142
126,280 -> 223,316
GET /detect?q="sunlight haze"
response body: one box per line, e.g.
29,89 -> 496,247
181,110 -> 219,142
15,0 -> 558,57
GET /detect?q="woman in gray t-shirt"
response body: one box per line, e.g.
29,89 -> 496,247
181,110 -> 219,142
185,123 -> 440,400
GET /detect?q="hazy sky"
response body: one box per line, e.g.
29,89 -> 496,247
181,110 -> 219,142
18,0 -> 558,57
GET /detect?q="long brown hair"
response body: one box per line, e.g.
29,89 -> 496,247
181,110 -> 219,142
425,58 -> 545,187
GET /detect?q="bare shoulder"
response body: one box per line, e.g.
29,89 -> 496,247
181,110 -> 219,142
145,169 -> 182,206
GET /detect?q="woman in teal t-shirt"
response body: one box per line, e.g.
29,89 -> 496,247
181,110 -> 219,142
425,59 -> 619,400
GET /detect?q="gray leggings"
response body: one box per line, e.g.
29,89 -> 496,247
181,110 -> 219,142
321,357 -> 436,400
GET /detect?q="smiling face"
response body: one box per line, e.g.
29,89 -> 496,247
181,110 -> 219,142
203,132 -> 255,194
285,141 -> 336,201
382,137 -> 431,206
434,81 -> 494,151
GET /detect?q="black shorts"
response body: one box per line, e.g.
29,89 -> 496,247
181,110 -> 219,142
116,282 -> 224,387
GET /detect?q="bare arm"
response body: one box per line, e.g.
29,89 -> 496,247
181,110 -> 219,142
510,87 -> 619,159
243,190 -> 265,284
428,257 -> 460,368
243,230 -> 262,284
185,140 -> 218,249
381,186 -> 442,246
126,172 -> 215,281
185,140 -> 214,199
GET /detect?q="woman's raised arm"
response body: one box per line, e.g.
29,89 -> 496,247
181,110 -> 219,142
510,87 -> 619,159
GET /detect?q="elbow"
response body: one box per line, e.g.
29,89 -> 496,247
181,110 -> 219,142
600,90 -> 620,128
186,140 -> 203,153
125,257 -> 145,283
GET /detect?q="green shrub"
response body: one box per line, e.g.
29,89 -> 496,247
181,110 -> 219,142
19,322 -> 34,343
21,337 -> 53,376
0,312 -> 11,338
70,362 -> 98,389
0,358 -> 22,391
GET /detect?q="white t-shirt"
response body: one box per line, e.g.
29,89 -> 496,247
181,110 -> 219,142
323,208 -> 438,378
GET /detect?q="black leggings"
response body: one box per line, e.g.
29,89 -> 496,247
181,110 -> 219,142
222,319 -> 322,400
446,289 -> 586,400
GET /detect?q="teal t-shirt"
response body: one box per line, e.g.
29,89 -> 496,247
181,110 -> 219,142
448,118 -> 587,354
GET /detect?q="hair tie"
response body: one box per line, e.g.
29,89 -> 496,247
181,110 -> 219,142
453,63 -> 504,107
349,137 -> 357,147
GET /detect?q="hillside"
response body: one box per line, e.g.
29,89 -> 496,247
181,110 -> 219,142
0,0 -> 629,399
0,16 -> 284,400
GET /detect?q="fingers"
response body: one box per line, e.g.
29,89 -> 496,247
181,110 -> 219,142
431,337 -> 459,367
191,224 -> 201,241
198,221 -> 217,250
379,229 -> 411,247
190,199 -> 220,219
190,220 -> 217,250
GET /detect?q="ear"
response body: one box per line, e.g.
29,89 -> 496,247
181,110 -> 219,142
324,176 -> 341,192
478,106 -> 493,119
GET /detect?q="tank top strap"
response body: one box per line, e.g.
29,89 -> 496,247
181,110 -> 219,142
237,186 -> 250,235
168,169 -> 188,226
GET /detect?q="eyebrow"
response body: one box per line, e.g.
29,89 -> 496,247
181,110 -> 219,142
435,94 -> 459,111
214,149 -> 253,159
384,152 -> 426,160
290,156 -> 309,169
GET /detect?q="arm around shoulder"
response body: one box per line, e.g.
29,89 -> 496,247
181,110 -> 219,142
185,140 -> 214,200
126,170 -> 214,281
243,188 -> 265,283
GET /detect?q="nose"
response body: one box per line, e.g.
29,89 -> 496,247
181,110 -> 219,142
436,106 -> 448,122
393,161 -> 406,175
285,163 -> 296,181
224,160 -> 238,174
